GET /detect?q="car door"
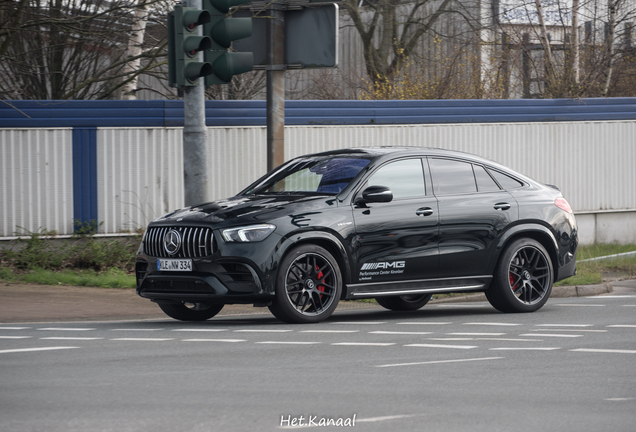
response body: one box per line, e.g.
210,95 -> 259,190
428,157 -> 519,279
352,158 -> 439,284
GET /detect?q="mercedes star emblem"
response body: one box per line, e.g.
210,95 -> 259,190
163,229 -> 181,256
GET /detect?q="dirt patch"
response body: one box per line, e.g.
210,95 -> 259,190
0,283 -> 264,323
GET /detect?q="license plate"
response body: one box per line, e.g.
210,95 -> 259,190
157,258 -> 192,272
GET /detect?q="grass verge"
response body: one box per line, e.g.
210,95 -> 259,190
555,243 -> 636,286
0,267 -> 136,289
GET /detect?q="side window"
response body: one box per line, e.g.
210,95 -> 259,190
429,158 -> 477,195
367,159 -> 425,199
474,165 -> 501,192
488,169 -> 524,190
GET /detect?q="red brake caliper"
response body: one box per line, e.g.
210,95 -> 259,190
509,273 -> 519,291
316,266 -> 325,296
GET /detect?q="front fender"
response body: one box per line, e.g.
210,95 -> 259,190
276,228 -> 353,285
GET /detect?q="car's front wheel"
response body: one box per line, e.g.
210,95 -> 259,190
269,244 -> 342,324
157,301 -> 224,321
486,238 -> 553,313
375,294 -> 431,311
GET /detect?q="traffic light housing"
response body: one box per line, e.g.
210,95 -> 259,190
168,4 -> 214,87
203,0 -> 253,86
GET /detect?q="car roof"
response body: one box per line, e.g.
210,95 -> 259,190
312,146 -> 494,165
308,146 -> 536,185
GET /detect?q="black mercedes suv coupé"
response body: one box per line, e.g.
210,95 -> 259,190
136,147 -> 578,323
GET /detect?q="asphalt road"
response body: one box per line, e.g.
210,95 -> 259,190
1,294 -> 635,432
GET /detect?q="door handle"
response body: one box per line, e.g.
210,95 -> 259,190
416,207 -> 434,217
494,203 -> 511,211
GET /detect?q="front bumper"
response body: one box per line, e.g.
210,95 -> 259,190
136,258 -> 274,304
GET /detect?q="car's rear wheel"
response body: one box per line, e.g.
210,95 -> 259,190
375,294 -> 431,311
157,301 -> 224,321
486,238 -> 553,313
269,245 -> 342,324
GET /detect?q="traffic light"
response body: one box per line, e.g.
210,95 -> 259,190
168,4 -> 214,87
203,0 -> 253,86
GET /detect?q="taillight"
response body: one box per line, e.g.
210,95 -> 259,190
555,197 -> 573,214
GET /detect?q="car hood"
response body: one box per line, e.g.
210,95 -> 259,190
152,194 -> 337,228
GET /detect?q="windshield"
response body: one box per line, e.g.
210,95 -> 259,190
246,155 -> 372,195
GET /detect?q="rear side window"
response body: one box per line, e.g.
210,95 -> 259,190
488,169 -> 524,190
429,158 -> 476,195
367,159 -> 425,199
474,165 -> 501,192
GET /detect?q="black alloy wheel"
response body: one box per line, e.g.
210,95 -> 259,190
157,301 -> 224,321
269,244 -> 342,324
487,238 -> 553,313
375,294 -> 431,311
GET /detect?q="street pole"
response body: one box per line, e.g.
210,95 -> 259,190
182,0 -> 209,206
266,1 -> 285,172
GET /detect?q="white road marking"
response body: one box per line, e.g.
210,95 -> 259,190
256,341 -> 321,345
331,322 -> 387,325
0,346 -> 79,354
447,332 -> 506,336
462,322 -> 522,326
604,398 -> 635,401
0,336 -> 32,339
428,337 -> 542,342
110,338 -> 174,341
37,328 -> 95,331
405,343 -> 477,349
589,295 -> 636,298
520,333 -> 582,338
376,357 -> 503,368
607,325 -> 636,328
111,328 -> 165,331
182,339 -> 245,343
369,331 -> 433,335
299,330 -> 359,333
331,342 -> 395,346
553,304 -> 605,307
536,324 -> 593,327
234,329 -> 293,333
571,348 -> 636,354
529,329 -> 607,333
0,327 -> 31,330
356,414 -> 423,422
435,304 -> 487,308
397,322 -> 452,325
171,328 -> 229,332
40,337 -> 103,341
490,347 -> 561,351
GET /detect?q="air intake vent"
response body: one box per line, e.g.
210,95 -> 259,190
144,226 -> 215,258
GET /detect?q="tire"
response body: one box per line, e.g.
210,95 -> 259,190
486,238 -> 553,313
268,244 -> 342,324
375,294 -> 431,311
157,301 -> 224,321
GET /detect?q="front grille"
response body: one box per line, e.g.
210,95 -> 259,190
144,226 -> 216,258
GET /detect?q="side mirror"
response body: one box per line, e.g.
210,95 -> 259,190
354,185 -> 393,207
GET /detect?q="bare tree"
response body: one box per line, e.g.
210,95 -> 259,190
340,0 -> 474,89
0,0 -> 168,100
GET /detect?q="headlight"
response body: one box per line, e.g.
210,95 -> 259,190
221,224 -> 276,242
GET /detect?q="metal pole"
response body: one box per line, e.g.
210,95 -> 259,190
182,0 -> 209,206
266,2 -> 285,172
